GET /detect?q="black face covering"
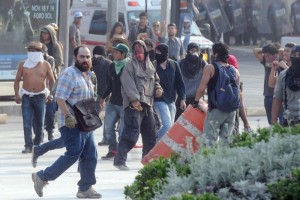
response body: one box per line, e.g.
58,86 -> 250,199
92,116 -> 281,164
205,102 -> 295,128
155,53 -> 168,63
186,53 -> 200,63
291,57 -> 300,76
148,50 -> 155,62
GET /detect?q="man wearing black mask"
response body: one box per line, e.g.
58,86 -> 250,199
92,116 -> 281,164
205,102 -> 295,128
154,43 -> 186,141
175,42 -> 207,120
272,45 -> 300,126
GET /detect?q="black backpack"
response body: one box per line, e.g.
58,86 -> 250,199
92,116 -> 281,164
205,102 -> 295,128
209,62 -> 240,112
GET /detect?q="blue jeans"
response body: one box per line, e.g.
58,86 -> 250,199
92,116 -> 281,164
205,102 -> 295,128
22,94 -> 46,148
34,137 -> 65,157
264,96 -> 283,125
33,100 -> 57,136
154,101 -> 176,141
37,126 -> 98,191
104,102 -> 124,152
45,100 -> 57,133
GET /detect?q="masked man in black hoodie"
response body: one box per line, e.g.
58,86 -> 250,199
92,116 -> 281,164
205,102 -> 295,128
92,46 -> 112,145
175,42 -> 207,120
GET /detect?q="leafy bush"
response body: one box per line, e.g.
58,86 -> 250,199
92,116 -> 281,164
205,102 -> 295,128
169,193 -> 220,200
125,125 -> 300,200
124,155 -> 190,200
156,134 -> 300,199
267,168 -> 300,200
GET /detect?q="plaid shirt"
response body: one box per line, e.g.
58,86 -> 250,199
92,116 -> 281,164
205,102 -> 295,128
55,66 -> 94,128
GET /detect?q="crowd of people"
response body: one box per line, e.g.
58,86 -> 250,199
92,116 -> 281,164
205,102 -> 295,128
12,8 -> 300,199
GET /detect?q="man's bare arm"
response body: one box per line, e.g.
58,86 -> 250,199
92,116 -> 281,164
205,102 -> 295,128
271,98 -> 283,124
195,64 -> 214,101
56,98 -> 71,116
14,63 -> 23,104
46,62 -> 55,93
253,48 -> 264,62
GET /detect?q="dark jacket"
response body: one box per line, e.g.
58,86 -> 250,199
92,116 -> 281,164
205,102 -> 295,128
92,56 -> 112,99
154,59 -> 186,103
102,63 -> 123,106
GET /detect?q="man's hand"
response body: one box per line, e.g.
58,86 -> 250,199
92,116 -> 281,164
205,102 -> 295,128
46,95 -> 53,103
65,114 -> 76,128
192,100 -> 199,108
15,94 -> 21,104
180,100 -> 186,110
99,99 -> 105,109
272,61 -> 279,70
155,88 -> 163,97
132,100 -> 143,111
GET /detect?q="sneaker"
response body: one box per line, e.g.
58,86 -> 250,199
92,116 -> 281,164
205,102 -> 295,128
32,173 -> 48,197
48,132 -> 55,141
22,147 -> 32,154
101,151 -> 116,160
76,186 -> 102,199
114,164 -> 129,171
98,141 -> 108,146
31,146 -> 39,168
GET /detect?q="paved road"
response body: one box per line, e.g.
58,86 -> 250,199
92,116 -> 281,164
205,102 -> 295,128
0,115 -> 269,200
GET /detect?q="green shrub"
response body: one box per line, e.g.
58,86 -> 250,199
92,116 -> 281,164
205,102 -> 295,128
124,155 -> 190,200
267,168 -> 300,200
169,193 -> 220,200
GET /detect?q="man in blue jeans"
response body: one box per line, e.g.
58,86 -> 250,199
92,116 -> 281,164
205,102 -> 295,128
32,46 -> 101,198
99,44 -> 130,160
154,43 -> 186,141
253,43 -> 284,124
14,41 -> 55,153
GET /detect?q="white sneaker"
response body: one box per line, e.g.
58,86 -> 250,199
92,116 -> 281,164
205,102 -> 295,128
76,186 -> 102,199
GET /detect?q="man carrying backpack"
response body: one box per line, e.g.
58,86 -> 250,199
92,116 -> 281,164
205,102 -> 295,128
194,42 -> 240,146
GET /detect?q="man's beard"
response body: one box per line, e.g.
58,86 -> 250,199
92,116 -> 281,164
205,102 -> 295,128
75,60 -> 90,72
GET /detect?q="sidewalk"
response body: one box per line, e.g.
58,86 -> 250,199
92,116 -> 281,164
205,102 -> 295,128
0,116 -> 143,200
0,115 -> 269,199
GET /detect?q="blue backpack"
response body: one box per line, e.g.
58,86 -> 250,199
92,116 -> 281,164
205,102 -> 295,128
209,62 -> 240,112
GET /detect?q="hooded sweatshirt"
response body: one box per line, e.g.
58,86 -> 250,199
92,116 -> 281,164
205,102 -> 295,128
120,40 -> 162,108
40,25 -> 63,69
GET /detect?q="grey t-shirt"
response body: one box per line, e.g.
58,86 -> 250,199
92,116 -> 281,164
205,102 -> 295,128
69,23 -> 81,53
166,37 -> 184,61
273,69 -> 300,121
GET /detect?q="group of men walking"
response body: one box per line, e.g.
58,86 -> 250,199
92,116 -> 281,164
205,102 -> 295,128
11,7 -> 300,199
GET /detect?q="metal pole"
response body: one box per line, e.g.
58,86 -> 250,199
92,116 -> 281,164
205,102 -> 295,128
107,0 -> 118,36
161,0 -> 171,25
59,0 -> 70,67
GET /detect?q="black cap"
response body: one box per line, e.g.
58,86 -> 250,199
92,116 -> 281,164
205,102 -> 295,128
155,43 -> 169,55
187,42 -> 200,52
291,45 -> 300,55
93,46 -> 106,56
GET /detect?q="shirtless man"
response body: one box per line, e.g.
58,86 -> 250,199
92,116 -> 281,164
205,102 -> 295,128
14,41 -> 55,153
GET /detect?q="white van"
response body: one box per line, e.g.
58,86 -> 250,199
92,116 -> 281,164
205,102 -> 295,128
70,0 -> 213,61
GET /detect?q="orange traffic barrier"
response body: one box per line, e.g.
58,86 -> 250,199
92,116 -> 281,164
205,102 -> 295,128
141,105 -> 206,164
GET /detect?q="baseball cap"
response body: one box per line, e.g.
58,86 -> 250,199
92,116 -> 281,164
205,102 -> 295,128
113,43 -> 129,55
26,41 -> 43,51
74,11 -> 83,18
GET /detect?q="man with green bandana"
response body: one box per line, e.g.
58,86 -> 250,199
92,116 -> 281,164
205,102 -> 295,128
99,43 -> 130,160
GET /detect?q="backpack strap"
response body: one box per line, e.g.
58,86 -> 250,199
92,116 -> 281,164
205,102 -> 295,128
168,59 -> 176,71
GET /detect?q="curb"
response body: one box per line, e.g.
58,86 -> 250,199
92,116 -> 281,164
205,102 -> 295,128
0,104 -> 266,117
245,107 -> 266,117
